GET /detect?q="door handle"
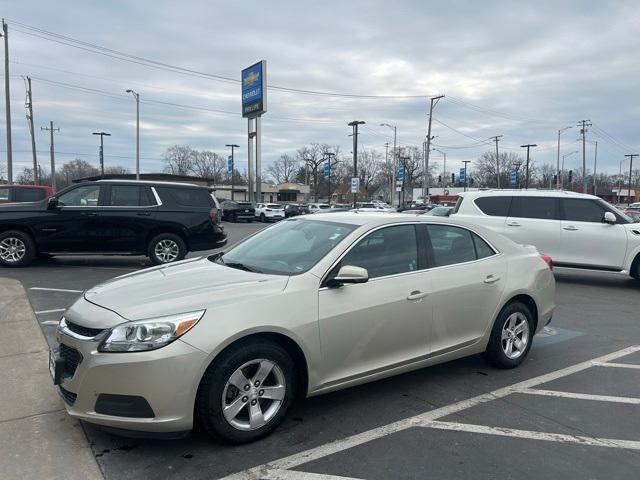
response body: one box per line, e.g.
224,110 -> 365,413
406,290 -> 428,301
81,212 -> 98,217
484,274 -> 501,284
506,221 -> 520,227
563,226 -> 578,231
137,212 -> 151,216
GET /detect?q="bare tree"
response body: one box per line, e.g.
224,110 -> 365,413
474,151 -> 525,187
190,150 -> 225,182
163,145 -> 195,175
536,163 -> 556,189
266,154 -> 300,184
356,149 -> 383,198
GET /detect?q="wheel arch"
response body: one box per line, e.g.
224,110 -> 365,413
500,293 -> 539,333
146,226 -> 190,251
0,224 -> 38,249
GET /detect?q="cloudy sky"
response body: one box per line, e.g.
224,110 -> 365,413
1,0 -> 639,180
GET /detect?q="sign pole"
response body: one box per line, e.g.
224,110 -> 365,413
247,118 -> 254,203
256,116 -> 262,203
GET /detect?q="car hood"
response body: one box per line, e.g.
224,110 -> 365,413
83,257 -> 289,322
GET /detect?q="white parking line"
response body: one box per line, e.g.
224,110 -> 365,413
41,320 -> 60,326
423,420 -> 640,451
520,388 -> 640,405
222,345 -> 640,479
260,470 -> 363,480
592,361 -> 640,370
34,308 -> 66,315
30,287 -> 83,293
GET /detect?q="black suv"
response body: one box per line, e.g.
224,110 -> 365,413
220,200 -> 255,222
0,180 -> 226,267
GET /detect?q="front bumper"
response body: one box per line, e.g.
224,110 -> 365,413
55,325 -> 208,433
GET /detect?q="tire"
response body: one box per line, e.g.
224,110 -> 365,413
260,213 -> 266,223
0,230 -> 35,267
148,233 -> 186,265
631,258 -> 640,280
484,301 -> 534,369
196,340 -> 296,444
247,218 -> 253,223
232,213 -> 237,223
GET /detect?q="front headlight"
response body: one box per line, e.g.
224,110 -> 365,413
98,310 -> 205,353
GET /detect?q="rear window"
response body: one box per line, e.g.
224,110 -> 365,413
237,202 -> 253,207
15,188 -> 46,202
267,204 -> 281,209
474,196 -> 511,216
160,187 -> 213,207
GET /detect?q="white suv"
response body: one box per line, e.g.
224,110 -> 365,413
254,203 -> 285,222
452,190 -> 640,279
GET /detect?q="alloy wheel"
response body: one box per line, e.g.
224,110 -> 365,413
221,359 -> 286,431
154,239 -> 179,263
0,237 -> 26,263
501,312 -> 530,359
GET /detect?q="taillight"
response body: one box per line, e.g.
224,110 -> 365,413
209,208 -> 219,224
540,254 -> 553,270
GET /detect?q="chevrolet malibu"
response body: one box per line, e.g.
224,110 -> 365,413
52,213 -> 555,443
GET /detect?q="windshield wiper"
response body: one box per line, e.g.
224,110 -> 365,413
223,261 -> 263,273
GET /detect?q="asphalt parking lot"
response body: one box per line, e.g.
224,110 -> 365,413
2,220 -> 640,480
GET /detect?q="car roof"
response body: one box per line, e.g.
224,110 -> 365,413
93,179 -> 203,188
298,211 -> 471,227
459,189 -> 600,200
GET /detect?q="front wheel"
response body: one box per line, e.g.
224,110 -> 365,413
260,213 -> 266,223
148,233 -> 186,265
196,340 -> 296,443
484,301 -> 534,369
0,230 -> 35,267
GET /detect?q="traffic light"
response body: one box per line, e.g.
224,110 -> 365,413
438,175 -> 442,184
451,173 -> 455,184
553,175 -> 558,186
568,170 -> 573,183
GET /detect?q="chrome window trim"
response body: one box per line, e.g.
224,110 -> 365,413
319,220 -> 502,290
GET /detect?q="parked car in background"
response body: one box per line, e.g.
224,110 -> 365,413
355,202 -> 396,212
284,204 -> 309,218
0,180 -> 226,267
626,210 -> 640,222
52,213 -> 554,443
0,185 -> 54,204
453,190 -> 640,280
255,203 -> 285,222
308,203 -> 331,213
427,206 -> 454,217
623,202 -> 640,213
220,200 -> 255,223
331,203 -> 352,209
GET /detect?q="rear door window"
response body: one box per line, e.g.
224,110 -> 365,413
427,225 -> 477,266
509,197 -> 558,220
474,196 -> 511,216
562,199 -> 606,223
109,185 -> 154,206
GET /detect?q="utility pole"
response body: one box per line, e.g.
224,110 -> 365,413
380,124 -> 397,206
41,121 -> 59,191
92,131 -> 111,178
126,89 -> 140,179
2,20 -> 12,183
462,160 -> 471,192
226,143 -> 240,200
423,95 -> 444,201
489,135 -> 503,188
520,144 -> 536,189
556,126 -> 572,189
592,140 -> 598,196
349,120 -> 365,208
578,120 -> 592,193
24,77 -> 38,184
625,154 -> 638,206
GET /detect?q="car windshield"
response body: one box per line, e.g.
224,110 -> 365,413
212,218 -> 357,275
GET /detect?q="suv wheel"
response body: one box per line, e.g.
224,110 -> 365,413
260,213 -> 266,223
196,340 -> 296,444
148,233 -> 186,265
0,230 -> 35,267
231,212 -> 238,223
484,301 -> 534,369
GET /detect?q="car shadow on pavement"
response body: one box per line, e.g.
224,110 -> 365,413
554,271 -> 640,290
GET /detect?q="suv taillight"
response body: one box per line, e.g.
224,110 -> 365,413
540,254 -> 553,270
210,208 -> 219,224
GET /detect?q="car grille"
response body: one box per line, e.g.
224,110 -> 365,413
58,386 -> 77,406
65,320 -> 104,338
59,343 -> 82,378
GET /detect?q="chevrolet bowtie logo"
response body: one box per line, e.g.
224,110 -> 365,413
243,71 -> 259,87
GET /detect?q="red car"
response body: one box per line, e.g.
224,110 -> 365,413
0,185 -> 54,204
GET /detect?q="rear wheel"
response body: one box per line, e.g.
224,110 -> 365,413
148,233 -> 186,265
631,257 -> 640,280
0,230 -> 35,267
231,213 -> 237,223
196,340 -> 296,444
484,301 -> 533,369
260,213 -> 266,223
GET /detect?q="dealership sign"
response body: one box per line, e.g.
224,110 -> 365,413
242,61 -> 267,118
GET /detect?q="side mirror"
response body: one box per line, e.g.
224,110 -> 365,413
327,265 -> 369,288
603,211 -> 616,225
47,197 -> 59,210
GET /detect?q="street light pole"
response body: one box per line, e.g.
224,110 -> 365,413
423,95 -> 444,201
520,144 -> 537,189
126,89 -> 140,180
349,120 -> 365,208
380,123 -> 397,206
561,150 -> 579,189
92,131 -> 111,179
556,126 -> 572,189
225,144 -> 240,200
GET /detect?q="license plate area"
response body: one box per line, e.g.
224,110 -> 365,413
49,348 -> 65,386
